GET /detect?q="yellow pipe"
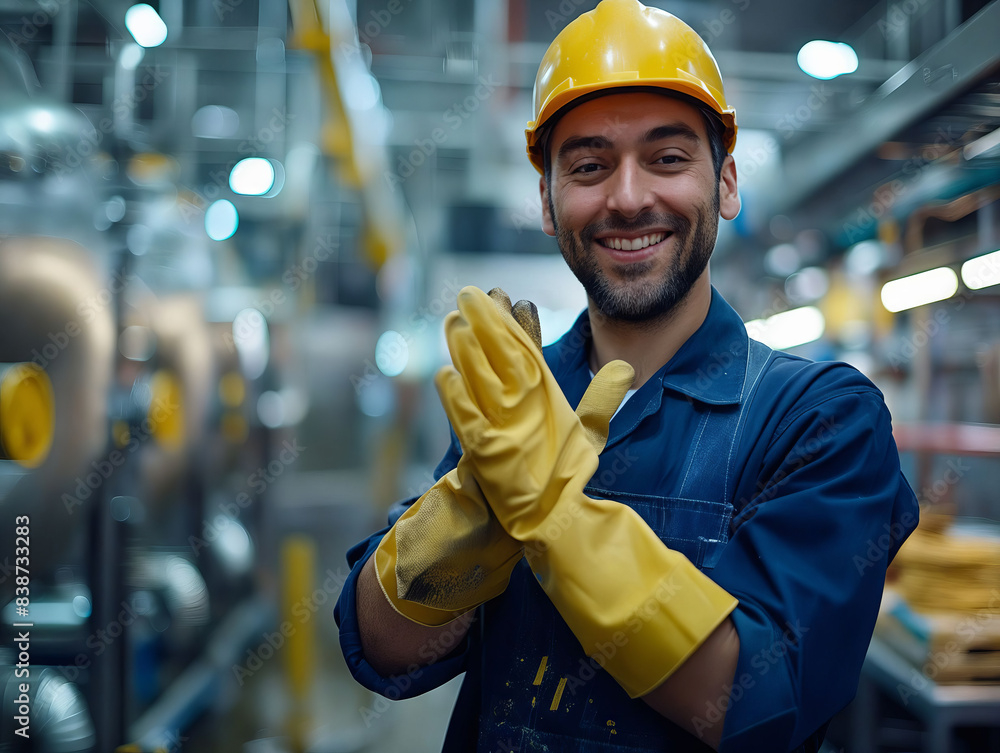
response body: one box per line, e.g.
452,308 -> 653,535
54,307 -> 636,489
282,536 -> 317,751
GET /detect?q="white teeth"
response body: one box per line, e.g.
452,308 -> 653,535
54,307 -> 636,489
602,233 -> 665,251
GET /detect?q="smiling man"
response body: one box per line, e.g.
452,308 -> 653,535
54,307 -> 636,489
335,1 -> 918,751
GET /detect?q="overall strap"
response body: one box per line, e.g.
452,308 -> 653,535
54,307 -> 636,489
676,338 -> 773,503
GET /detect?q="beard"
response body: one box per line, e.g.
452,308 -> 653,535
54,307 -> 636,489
551,186 -> 720,324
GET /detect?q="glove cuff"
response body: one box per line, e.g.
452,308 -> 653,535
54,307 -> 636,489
524,496 -> 738,697
374,524 -> 470,627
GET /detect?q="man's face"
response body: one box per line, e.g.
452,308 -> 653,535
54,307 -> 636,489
540,92 -> 739,323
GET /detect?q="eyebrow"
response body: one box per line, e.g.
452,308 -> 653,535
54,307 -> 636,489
556,122 -> 702,163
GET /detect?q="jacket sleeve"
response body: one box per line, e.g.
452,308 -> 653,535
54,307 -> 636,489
713,384 -> 919,751
333,431 -> 468,700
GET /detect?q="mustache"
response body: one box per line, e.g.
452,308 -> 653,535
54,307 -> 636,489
580,212 -> 690,246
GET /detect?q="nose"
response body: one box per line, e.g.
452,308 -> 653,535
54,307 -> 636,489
605,158 -> 655,219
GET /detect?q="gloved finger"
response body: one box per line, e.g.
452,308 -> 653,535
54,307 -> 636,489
443,309 -> 507,411
456,287 -> 541,387
512,299 -> 542,353
434,364 -> 494,454
490,286 -> 542,354
487,287 -> 513,315
576,359 -> 635,453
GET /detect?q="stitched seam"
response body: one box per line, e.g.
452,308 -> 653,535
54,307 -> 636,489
678,409 -> 710,494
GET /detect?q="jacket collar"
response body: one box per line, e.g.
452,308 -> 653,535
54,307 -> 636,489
545,286 -> 750,407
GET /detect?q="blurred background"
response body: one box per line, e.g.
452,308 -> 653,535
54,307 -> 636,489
0,0 -> 999,751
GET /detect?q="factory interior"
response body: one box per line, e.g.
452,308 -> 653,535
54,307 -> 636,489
1,0 -> 1000,750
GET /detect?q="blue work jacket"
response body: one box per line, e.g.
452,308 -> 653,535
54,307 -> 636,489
335,286 -> 919,752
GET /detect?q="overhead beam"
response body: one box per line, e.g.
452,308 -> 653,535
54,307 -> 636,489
768,0 -> 1000,216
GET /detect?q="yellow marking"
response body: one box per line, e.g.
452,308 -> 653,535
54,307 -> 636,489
532,656 -> 548,685
549,677 -> 568,711
112,420 -> 131,448
531,696 -> 536,707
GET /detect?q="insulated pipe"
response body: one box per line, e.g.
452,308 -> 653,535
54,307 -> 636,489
1,660 -> 96,752
0,237 -> 114,575
124,294 -> 214,516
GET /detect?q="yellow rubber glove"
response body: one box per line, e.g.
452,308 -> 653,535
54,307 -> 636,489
435,286 -> 738,698
374,288 -> 618,627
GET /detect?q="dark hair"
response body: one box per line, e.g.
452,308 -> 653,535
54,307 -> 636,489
540,87 -> 727,188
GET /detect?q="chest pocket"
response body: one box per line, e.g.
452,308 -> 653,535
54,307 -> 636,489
584,487 -> 733,571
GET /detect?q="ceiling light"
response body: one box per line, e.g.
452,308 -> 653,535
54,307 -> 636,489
375,331 -> 409,377
205,200 -> 238,241
764,243 -> 800,277
880,267 -> 958,312
745,307 -> 825,350
797,40 -> 858,80
229,158 -> 275,195
845,240 -> 885,276
233,309 -> 269,380
192,105 -> 240,139
961,250 -> 1000,290
125,4 -> 168,48
785,267 -> 829,304
120,42 -> 145,70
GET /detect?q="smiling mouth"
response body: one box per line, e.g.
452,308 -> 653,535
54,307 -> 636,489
596,232 -> 670,251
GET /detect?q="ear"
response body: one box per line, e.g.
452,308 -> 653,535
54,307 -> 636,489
540,176 -> 556,237
718,154 -> 740,221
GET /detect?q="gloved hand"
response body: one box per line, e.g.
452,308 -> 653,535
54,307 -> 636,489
375,288 -> 618,627
435,286 -> 738,697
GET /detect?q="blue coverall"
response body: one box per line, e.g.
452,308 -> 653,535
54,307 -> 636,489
336,286 -> 919,752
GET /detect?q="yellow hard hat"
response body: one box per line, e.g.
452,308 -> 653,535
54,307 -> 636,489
525,0 -> 737,174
